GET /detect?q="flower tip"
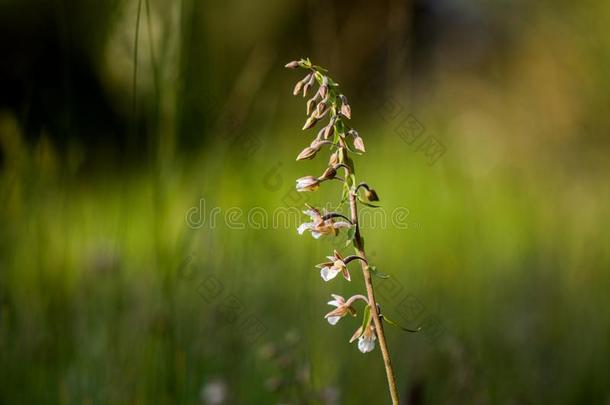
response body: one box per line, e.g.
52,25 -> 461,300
365,189 -> 379,202
353,136 -> 366,153
285,60 -> 300,69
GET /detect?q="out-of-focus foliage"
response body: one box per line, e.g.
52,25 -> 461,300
1,0 -> 609,403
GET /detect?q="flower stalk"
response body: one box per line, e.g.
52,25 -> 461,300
286,58 -> 405,404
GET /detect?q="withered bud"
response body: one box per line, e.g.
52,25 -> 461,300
302,115 -> 319,130
285,60 -> 300,69
328,151 -> 339,166
365,189 -> 379,202
296,146 -> 318,161
339,94 -> 351,119
353,136 -> 366,152
321,166 -> 337,180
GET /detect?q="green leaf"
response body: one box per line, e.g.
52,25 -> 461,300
383,315 -> 421,333
361,304 -> 371,332
368,265 -> 390,279
346,157 -> 355,175
341,183 -> 349,201
347,225 -> 356,241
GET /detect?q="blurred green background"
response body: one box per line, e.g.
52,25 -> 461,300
1,0 -> 609,403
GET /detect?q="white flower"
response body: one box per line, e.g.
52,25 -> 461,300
316,250 -> 350,282
350,324 -> 376,353
358,328 -> 376,353
297,206 -> 351,239
324,294 -> 354,325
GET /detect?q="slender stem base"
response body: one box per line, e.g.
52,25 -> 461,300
349,192 -> 400,405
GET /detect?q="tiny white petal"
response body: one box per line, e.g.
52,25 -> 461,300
297,222 -> 312,234
326,256 -> 335,261
320,267 -> 340,281
311,231 -> 322,239
327,300 -> 341,307
358,336 -> 376,353
327,316 -> 341,325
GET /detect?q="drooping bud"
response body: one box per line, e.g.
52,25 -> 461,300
306,97 -> 317,115
353,136 -> 366,152
321,166 -> 337,180
323,122 -> 334,139
296,146 -> 318,161
285,60 -> 300,69
293,73 -> 312,96
339,94 -> 351,119
302,115 -> 318,130
302,74 -> 315,97
293,80 -> 304,96
319,76 -> 329,98
365,188 -> 379,201
316,101 -> 327,116
316,105 -> 329,119
328,151 -> 339,167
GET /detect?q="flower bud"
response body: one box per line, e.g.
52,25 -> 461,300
302,115 -> 318,130
293,80 -> 303,96
353,136 -> 366,152
306,97 -> 317,115
285,60 -> 300,69
328,151 -> 339,166
339,94 -> 351,119
293,73 -> 311,96
321,166 -> 337,180
296,146 -> 318,161
323,123 -> 334,139
365,188 -> 379,202
316,101 -> 327,116
302,74 -> 315,97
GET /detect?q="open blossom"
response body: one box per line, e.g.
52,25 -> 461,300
295,176 -> 320,192
297,206 -> 351,239
350,323 -> 377,353
324,294 -> 355,325
316,250 -> 350,282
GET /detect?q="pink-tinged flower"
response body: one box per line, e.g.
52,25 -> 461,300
350,323 -> 377,353
324,294 -> 356,325
295,176 -> 320,192
297,206 -> 351,239
316,250 -> 350,282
